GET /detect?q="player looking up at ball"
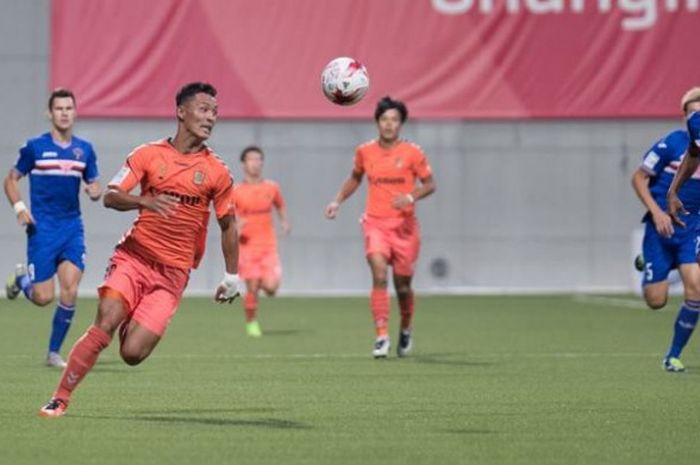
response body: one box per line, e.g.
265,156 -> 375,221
38,82 -> 241,417
325,96 -> 435,359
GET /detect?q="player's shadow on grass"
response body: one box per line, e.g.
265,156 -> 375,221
137,415 -> 310,429
439,427 -> 495,435
79,408 -> 311,430
409,353 -> 494,368
136,407 -> 280,415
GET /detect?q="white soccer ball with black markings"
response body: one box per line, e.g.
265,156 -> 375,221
321,57 -> 370,106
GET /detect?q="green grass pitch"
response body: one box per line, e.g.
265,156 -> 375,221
1,294 -> 700,465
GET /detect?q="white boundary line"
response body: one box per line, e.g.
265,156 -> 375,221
572,294 -> 648,309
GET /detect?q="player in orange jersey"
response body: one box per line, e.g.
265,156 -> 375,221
325,96 -> 435,359
232,146 -> 290,337
38,82 -> 241,417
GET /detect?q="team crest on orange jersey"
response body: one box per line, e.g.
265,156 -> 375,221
395,157 -> 404,168
73,148 -> 83,160
158,164 -> 167,178
193,171 -> 205,185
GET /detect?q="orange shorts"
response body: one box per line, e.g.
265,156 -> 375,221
238,245 -> 281,281
361,214 -> 421,276
98,247 -> 190,337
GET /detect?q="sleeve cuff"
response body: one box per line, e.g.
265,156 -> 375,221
639,165 -> 657,177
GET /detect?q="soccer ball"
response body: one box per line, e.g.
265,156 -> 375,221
321,57 -> 370,106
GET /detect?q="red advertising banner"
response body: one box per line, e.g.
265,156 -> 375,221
51,0 -> 700,118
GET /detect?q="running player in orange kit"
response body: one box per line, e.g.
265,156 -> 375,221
325,97 -> 435,358
233,146 -> 290,337
38,82 -> 241,417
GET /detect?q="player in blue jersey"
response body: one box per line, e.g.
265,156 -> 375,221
633,87 -> 700,373
3,88 -> 102,368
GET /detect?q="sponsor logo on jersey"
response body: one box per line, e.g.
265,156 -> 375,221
41,151 -> 58,158
238,207 -> 272,215
148,187 -> 202,206
372,176 -> 406,185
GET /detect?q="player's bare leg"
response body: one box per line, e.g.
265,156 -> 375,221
25,278 -> 55,307
39,293 -> 125,417
260,276 -> 280,297
6,264 -> 55,306
367,254 -> 390,358
662,264 -> 700,372
393,272 -> 415,357
119,322 -> 161,365
642,281 -> 669,310
244,279 -> 262,337
43,262 -> 83,368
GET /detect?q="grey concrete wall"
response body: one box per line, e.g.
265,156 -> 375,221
0,0 -> 668,294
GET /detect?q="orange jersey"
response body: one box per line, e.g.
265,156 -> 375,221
108,139 -> 235,269
232,180 -> 284,248
353,140 -> 432,218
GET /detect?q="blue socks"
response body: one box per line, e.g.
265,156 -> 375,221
15,273 -> 32,300
49,302 -> 75,354
667,299 -> 700,359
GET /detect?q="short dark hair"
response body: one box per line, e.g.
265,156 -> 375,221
48,88 -> 76,110
374,96 -> 408,123
240,145 -> 264,162
176,82 -> 217,107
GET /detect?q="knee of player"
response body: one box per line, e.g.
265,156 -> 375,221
60,285 -> 79,302
395,284 -> 412,297
264,289 -> 277,297
372,272 -> 389,287
262,283 -> 279,297
32,291 -> 54,307
683,283 -> 700,301
120,349 -> 145,366
645,297 -> 667,310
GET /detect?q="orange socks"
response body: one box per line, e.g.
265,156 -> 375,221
370,289 -> 389,337
399,290 -> 415,331
54,325 -> 112,402
244,293 -> 258,322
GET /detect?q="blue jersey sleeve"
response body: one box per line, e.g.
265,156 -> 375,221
83,144 -> 99,183
14,141 -> 35,176
640,134 -> 681,177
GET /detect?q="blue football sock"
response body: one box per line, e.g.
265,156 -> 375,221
15,273 -> 32,300
48,302 -> 75,354
667,299 -> 700,359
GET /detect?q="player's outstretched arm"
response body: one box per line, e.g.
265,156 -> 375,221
103,188 -> 179,217
631,168 -> 673,237
667,151 -> 699,228
214,214 -> 241,303
325,171 -> 363,219
3,169 -> 34,227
